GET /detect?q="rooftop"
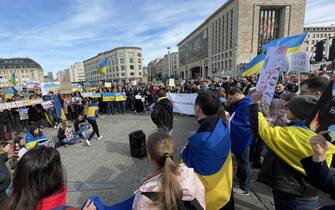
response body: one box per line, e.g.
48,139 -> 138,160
0,58 -> 42,69
84,46 -> 142,62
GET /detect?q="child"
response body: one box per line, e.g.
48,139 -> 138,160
133,131 -> 205,210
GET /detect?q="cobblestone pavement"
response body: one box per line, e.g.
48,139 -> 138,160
42,113 -> 333,209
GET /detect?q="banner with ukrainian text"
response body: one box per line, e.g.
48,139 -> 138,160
167,93 -> 197,115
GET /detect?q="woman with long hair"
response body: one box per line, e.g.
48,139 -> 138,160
133,131 -> 205,210
4,146 -> 95,210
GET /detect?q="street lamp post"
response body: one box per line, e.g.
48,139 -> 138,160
167,47 -> 171,78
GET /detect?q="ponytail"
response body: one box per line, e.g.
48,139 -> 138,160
159,155 -> 183,210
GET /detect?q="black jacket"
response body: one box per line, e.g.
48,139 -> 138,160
151,98 -> 173,131
249,104 -> 319,198
0,153 -> 10,193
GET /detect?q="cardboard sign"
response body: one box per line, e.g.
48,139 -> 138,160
4,89 -> 14,99
41,101 -> 54,109
289,52 -> 310,73
169,78 -> 175,87
115,92 -> 126,102
72,84 -> 82,92
256,46 -> 287,105
19,108 -> 29,120
27,84 -> 35,90
102,92 -> 115,102
307,76 -> 335,142
41,82 -> 60,96
104,82 -> 112,88
60,82 -> 73,95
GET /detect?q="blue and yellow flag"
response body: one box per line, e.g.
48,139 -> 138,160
182,118 -> 233,210
102,92 -> 115,102
98,59 -> 108,75
263,32 -> 308,55
242,53 -> 265,76
9,72 -> 17,86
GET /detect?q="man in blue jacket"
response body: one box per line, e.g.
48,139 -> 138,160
227,87 -> 253,196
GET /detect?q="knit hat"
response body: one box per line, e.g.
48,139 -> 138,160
287,96 -> 318,120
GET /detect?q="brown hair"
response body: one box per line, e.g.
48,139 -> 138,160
146,131 -> 182,210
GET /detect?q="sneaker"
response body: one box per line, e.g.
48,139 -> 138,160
85,140 -> 91,146
233,187 -> 249,196
98,136 -> 103,141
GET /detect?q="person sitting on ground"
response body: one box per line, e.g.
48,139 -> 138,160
74,114 -> 91,139
57,120 -> 80,146
151,89 -> 173,134
182,91 -> 234,210
4,146 -> 96,210
249,92 -> 335,210
25,125 -> 47,149
133,131 -> 205,210
301,132 -> 335,210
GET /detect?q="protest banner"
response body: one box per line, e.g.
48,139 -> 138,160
92,93 -> 102,98
102,92 -> 115,102
72,84 -> 82,92
60,82 -> 73,95
81,92 -> 93,98
307,75 -> 335,142
115,93 -> 127,101
167,93 -> 197,115
27,84 -> 35,90
41,82 -> 60,96
24,93 -> 32,99
289,52 -> 310,73
104,82 -> 112,88
256,46 -> 287,105
0,98 -> 43,110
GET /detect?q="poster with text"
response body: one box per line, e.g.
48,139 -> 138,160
256,46 -> 287,105
41,82 -> 60,96
289,52 -> 310,73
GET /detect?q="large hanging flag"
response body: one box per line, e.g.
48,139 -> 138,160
98,58 -> 108,75
262,32 -> 308,55
241,53 -> 265,76
9,72 -> 17,86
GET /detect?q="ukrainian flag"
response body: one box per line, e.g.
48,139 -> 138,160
263,32 -> 308,55
98,59 -> 108,75
242,53 -> 265,76
102,92 -> 115,102
9,72 -> 17,86
182,118 -> 233,210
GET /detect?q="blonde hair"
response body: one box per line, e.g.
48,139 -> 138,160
146,131 -> 182,210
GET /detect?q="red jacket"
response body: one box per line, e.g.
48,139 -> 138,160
36,186 -> 68,210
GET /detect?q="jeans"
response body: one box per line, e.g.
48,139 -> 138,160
117,101 -> 126,113
107,102 -> 115,114
272,190 -> 318,210
235,148 -> 251,191
62,134 -> 79,145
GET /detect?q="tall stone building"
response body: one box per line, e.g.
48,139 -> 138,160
69,62 -> 85,82
177,0 -> 306,79
147,52 -> 179,80
0,58 -> 44,87
84,47 -> 143,82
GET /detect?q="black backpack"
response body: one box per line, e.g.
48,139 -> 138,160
129,130 -> 147,158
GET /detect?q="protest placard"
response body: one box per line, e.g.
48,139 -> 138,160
72,84 -> 82,92
27,84 -> 35,90
169,78 -> 175,87
115,93 -> 126,101
104,82 -> 112,88
41,101 -> 54,109
289,52 -> 310,73
60,82 -> 73,95
4,89 -> 14,99
167,93 -> 197,115
19,108 -> 29,120
256,46 -> 287,105
307,75 -> 335,142
41,82 -> 60,96
102,92 -> 115,102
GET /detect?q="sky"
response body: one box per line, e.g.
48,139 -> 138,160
0,0 -> 334,74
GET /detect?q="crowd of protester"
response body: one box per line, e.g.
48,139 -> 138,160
0,70 -> 333,209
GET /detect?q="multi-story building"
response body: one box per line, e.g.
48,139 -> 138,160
44,72 -> 54,82
177,0 -> 306,79
147,58 -> 162,81
69,62 -> 85,83
303,25 -> 335,59
84,47 -> 143,82
56,71 -> 66,83
0,58 -> 44,87
147,52 -> 179,80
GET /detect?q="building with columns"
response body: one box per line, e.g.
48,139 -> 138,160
177,0 -> 306,79
0,58 -> 44,87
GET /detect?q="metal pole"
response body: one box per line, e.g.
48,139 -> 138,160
167,47 -> 171,78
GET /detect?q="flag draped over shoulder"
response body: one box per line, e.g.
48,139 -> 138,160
242,53 -> 265,76
90,195 -> 134,210
52,95 -> 66,121
181,119 -> 233,210
98,58 -> 108,75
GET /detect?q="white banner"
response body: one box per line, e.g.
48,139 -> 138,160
256,46 -> 287,105
0,98 -> 43,110
167,93 -> 197,115
289,52 -> 310,73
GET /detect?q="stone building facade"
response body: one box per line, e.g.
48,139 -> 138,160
177,0 -> 306,79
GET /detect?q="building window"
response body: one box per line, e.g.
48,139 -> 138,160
130,72 -> 134,76
130,65 -> 134,70
117,73 -> 119,77
128,52 -> 135,57
139,72 -> 142,76
258,8 -> 281,52
121,65 -> 125,71
121,73 -> 125,76
120,58 -> 124,64
137,53 -> 141,57
129,58 -> 134,63
138,58 -> 141,63
138,65 -> 141,70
